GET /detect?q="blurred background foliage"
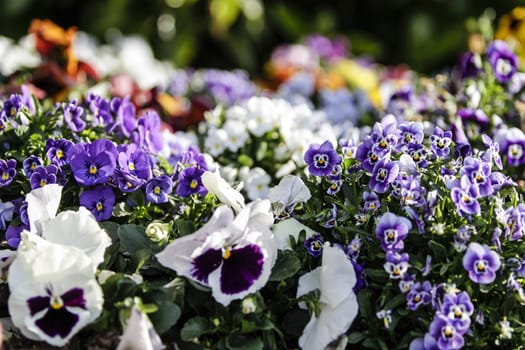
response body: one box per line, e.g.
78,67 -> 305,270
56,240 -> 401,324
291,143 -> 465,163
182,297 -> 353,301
0,0 -> 523,78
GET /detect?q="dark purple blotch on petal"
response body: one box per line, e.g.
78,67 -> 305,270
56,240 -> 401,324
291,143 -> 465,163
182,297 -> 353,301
220,244 -> 264,295
191,248 -> 222,284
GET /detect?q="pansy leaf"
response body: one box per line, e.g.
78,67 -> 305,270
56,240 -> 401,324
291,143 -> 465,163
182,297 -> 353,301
348,331 -> 368,344
237,154 -> 254,167
118,224 -> 152,254
181,316 -> 214,341
176,220 -> 196,236
225,334 -> 263,350
149,301 -> 181,334
281,308 -> 309,337
428,240 -> 448,260
269,250 -> 301,281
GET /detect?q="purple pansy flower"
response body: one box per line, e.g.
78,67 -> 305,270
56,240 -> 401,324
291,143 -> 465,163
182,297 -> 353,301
46,139 -> 74,167
117,144 -> 152,181
480,134 -> 502,170
0,159 -> 17,187
375,212 -> 412,252
407,281 -> 432,310
430,127 -> 454,158
462,242 -> 501,284
369,159 -> 399,194
29,165 -> 58,190
113,169 -> 145,193
79,186 -> 116,221
384,251 -> 411,279
441,292 -> 474,332
399,273 -> 416,294
176,166 -> 207,197
449,175 -> 481,216
85,93 -> 112,126
304,140 -> 342,176
356,137 -> 385,172
428,313 -> 465,350
304,234 -> 324,257
460,157 -> 493,197
108,96 -> 136,137
22,155 -> 43,178
68,139 -> 117,186
458,51 -> 482,80
487,40 -> 518,83
495,127 -> 525,166
131,110 -> 163,154
145,175 -> 173,204
6,223 -> 29,248
2,94 -> 23,118
63,100 -> 86,132
398,121 -> 424,151
363,191 -> 380,212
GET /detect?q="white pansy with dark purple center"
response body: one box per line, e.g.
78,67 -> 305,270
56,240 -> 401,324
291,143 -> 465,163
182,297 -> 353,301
8,233 -> 103,347
156,199 -> 276,306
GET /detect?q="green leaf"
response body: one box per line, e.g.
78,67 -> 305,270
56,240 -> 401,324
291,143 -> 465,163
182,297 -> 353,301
176,220 -> 196,236
269,250 -> 301,281
428,240 -> 448,260
347,331 -> 368,344
357,290 -> 373,321
226,334 -> 264,350
118,224 -> 151,254
281,308 -> 309,337
181,316 -> 213,341
255,141 -> 267,161
149,302 -> 181,334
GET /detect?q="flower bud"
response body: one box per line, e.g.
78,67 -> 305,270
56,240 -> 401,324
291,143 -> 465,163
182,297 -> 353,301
145,221 -> 170,242
241,297 -> 257,314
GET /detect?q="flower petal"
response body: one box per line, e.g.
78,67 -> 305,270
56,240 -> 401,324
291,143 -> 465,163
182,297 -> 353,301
25,184 -> 63,234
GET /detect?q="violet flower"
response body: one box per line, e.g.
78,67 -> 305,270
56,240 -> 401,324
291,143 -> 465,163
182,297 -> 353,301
46,139 -> 74,167
85,93 -> 112,126
430,127 -> 454,158
462,242 -> 501,284
428,313 -> 465,350
449,175 -> 481,216
384,251 -> 411,279
0,158 -> 17,187
375,212 -> 412,252
63,99 -> 86,132
441,292 -> 474,332
406,281 -> 432,310
22,155 -> 43,178
304,140 -> 342,176
131,110 -> 163,154
79,186 -> 116,221
68,139 -> 117,186
495,127 -> 525,166
304,234 -> 324,257
176,166 -> 207,197
29,165 -> 58,190
487,40 -> 518,83
369,159 -> 399,194
458,51 -> 482,80
460,157 -> 493,197
145,175 -> 173,204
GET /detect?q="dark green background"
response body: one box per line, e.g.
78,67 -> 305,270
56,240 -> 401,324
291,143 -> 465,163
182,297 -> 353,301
0,0 -> 523,78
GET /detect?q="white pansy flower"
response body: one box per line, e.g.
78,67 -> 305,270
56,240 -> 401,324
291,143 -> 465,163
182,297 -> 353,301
201,169 -> 245,213
25,184 -> 63,234
268,175 -> 311,217
244,97 -> 279,137
272,218 -> 317,250
156,200 -> 276,306
40,207 -> 112,270
117,307 -> 165,350
8,233 -> 103,347
296,244 -> 358,350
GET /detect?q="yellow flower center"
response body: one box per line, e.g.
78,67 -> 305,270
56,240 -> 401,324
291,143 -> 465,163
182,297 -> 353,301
190,179 -> 198,189
50,296 -> 63,310
154,186 -> 161,194
10,107 -> 16,116
56,149 -> 64,159
1,173 -> 8,180
128,162 -> 135,171
40,179 -> 47,187
89,165 -> 97,175
96,202 -> 103,211
223,247 -> 232,260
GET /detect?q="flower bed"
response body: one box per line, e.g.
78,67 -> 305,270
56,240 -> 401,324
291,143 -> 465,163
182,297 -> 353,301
0,9 -> 525,350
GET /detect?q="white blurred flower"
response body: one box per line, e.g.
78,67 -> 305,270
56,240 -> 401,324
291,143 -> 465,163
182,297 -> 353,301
272,217 -> 317,250
25,184 -> 63,234
223,119 -> 249,152
244,167 -> 271,200
145,222 -> 170,242
204,128 -> 228,157
244,97 -> 279,137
